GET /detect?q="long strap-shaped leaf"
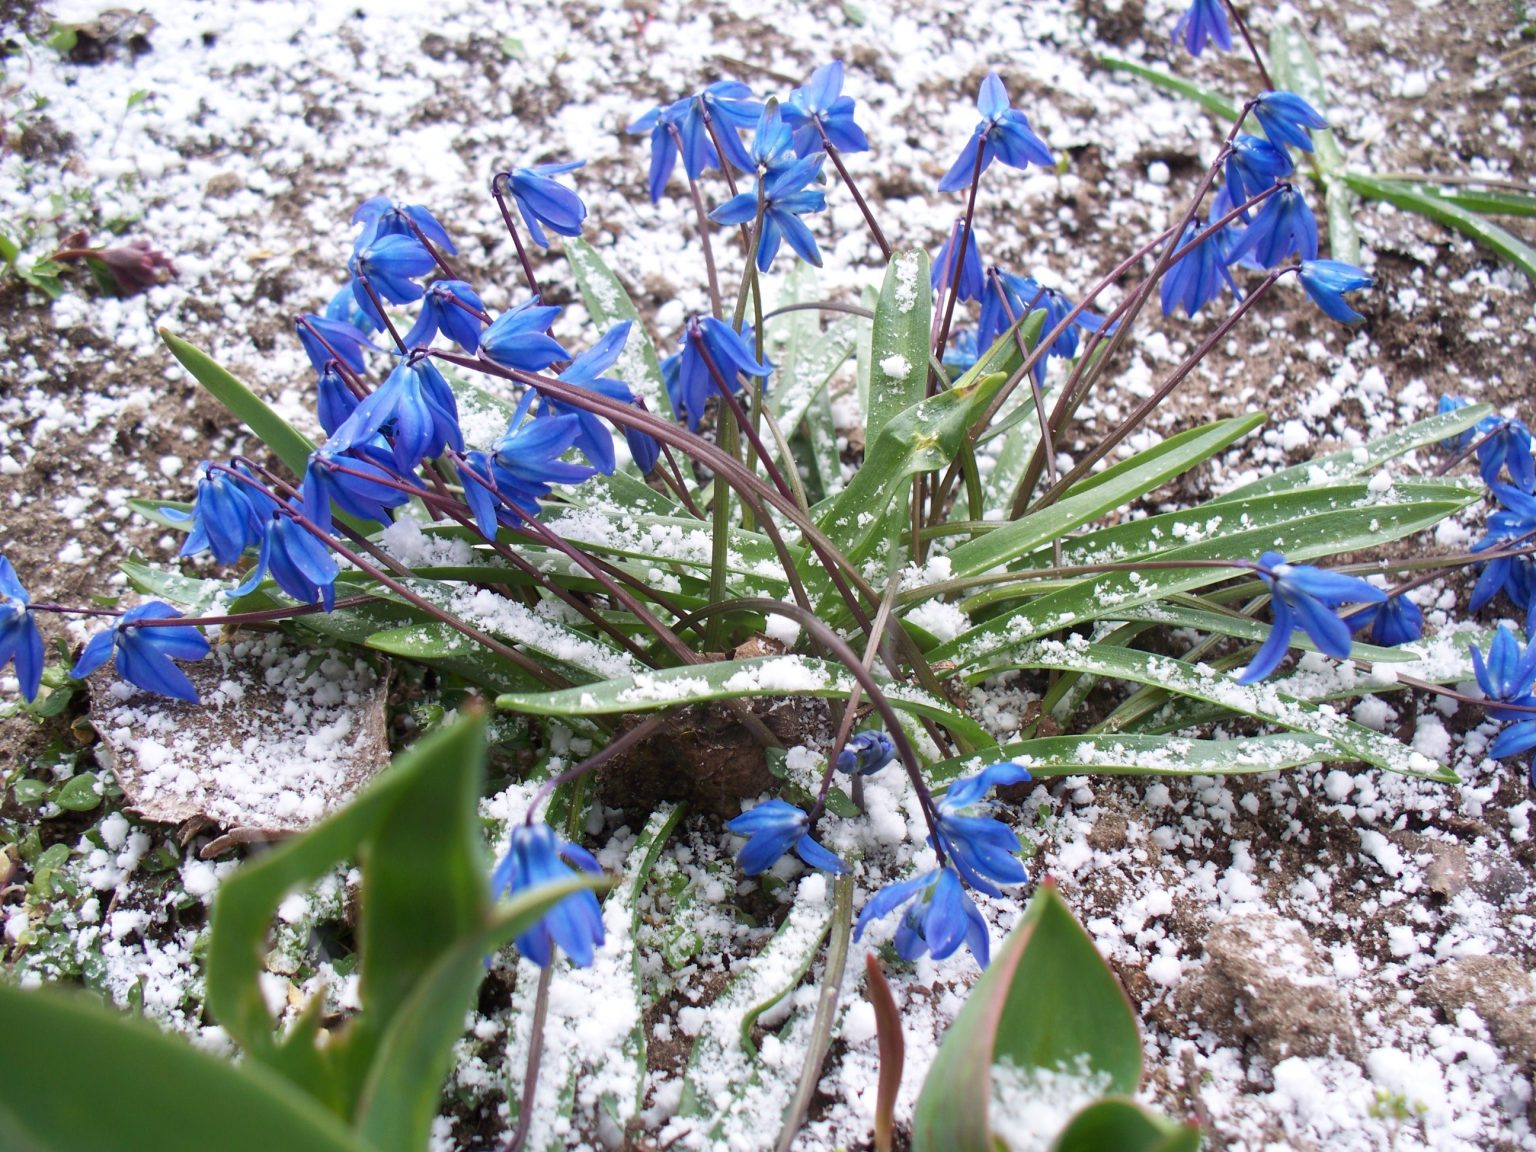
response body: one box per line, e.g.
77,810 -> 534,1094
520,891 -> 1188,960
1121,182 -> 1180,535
990,639 -> 1455,781
494,654 -> 993,749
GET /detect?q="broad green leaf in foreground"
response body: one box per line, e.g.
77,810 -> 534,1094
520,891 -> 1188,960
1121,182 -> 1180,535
0,982 -> 376,1152
1049,1098 -> 1202,1152
865,248 -> 932,448
912,885 -> 1142,1152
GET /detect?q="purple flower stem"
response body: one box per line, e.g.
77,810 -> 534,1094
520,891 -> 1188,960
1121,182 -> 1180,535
404,216 -> 460,281
294,316 -> 371,398
490,173 -> 543,300
1220,0 -> 1276,91
694,340 -> 796,502
355,272 -> 407,354
671,131 -> 724,319
816,119 -> 891,260
932,147 -> 986,379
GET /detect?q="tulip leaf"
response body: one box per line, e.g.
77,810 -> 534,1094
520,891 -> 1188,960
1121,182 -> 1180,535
0,983 -> 377,1152
911,885 -> 1141,1152
1048,1098 -> 1202,1152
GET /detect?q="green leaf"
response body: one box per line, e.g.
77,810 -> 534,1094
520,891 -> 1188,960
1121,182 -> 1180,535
1268,24 -> 1357,262
912,885 -> 1141,1152
1218,405 -> 1490,499
927,732 -> 1340,785
934,481 -> 1473,671
1384,181 -> 1536,219
128,497 -> 194,530
353,875 -> 608,1152
160,329 -> 315,476
565,237 -> 672,418
0,983 -> 376,1152
983,639 -> 1455,781
206,714 -> 489,1113
1049,1098 -> 1201,1152
1097,56 -> 1240,121
943,415 -> 1264,580
53,772 -> 102,812
494,654 -> 994,749
815,369 -> 1009,564
866,249 -> 932,448
1347,171 -> 1536,282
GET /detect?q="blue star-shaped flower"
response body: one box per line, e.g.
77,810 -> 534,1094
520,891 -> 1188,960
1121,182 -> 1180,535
836,730 -> 896,776
501,161 -> 587,248
672,317 -> 771,432
1160,221 -> 1241,318
931,219 -> 984,302
1296,260 -> 1372,325
172,463 -> 273,566
328,357 -> 463,474
71,601 -> 210,703
1224,134 -> 1294,206
239,507 -> 341,611
1350,594 -> 1424,647
1251,91 -> 1329,154
727,798 -> 847,876
0,556 -> 45,702
492,822 -> 606,968
935,761 -> 1032,897
403,279 -> 486,352
1224,184 -> 1318,269
782,60 -> 870,158
1173,0 -> 1232,56
937,72 -> 1053,193
1473,417 -> 1535,492
854,867 -> 992,966
352,197 -> 456,255
487,397 -> 598,520
1471,483 -> 1536,614
296,314 -> 375,376
710,154 -> 827,273
1237,551 -> 1386,684
479,298 -> 571,373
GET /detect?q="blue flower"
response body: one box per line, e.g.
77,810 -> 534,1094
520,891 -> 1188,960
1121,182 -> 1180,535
1350,595 -> 1424,647
1471,625 -> 1536,721
1237,551 -> 1387,684
1224,134 -> 1293,205
1160,220 -> 1240,318
296,314 -> 375,375
173,464 -> 272,566
1224,184 -> 1318,268
403,279 -> 486,352
350,233 -> 436,325
1437,396 -> 1477,450
502,161 -> 587,248
748,101 -> 797,172
352,197 -> 456,255
243,508 -> 340,611
938,72 -> 1053,193
1297,260 -> 1372,324
672,317 -> 771,432
488,396 -> 598,517
1251,91 -> 1329,154
628,100 -> 688,204
783,60 -> 870,157
549,322 -> 659,475
673,81 -> 762,178
1473,417 -> 1535,492
727,798 -> 846,876
935,762 -> 1031,897
931,219 -> 984,302
492,823 -> 606,968
942,328 -> 979,374
979,272 -> 1110,383
479,298 -> 570,373
710,154 -> 827,272
0,556 -> 44,702
317,365 -> 360,437
329,357 -> 463,473
854,867 -> 991,966
324,282 -> 380,335
1470,483 -> 1536,613
301,447 -> 411,535
1173,0 -> 1232,55
835,730 -> 896,776
71,601 -> 210,703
